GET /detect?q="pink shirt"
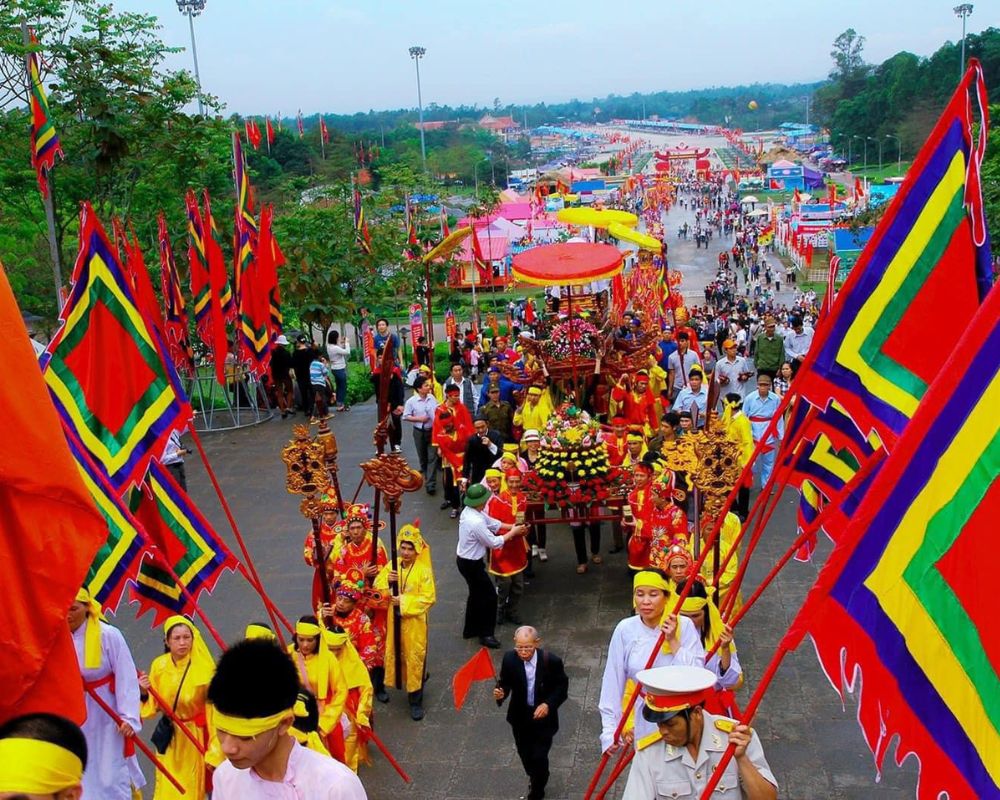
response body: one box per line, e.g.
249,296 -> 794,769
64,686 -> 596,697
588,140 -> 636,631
213,740 -> 367,799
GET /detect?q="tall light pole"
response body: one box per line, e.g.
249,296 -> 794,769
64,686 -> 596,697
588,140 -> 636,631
954,4 -> 973,80
867,136 -> 881,173
176,0 -> 207,116
408,46 -> 427,172
886,134 -> 902,175
851,135 -> 863,170
862,136 -> 870,173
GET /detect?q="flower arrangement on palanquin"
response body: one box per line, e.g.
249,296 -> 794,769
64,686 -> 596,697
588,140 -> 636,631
521,404 -> 626,507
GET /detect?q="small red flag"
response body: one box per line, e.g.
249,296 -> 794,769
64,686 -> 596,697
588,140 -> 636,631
320,115 -> 330,144
452,647 -> 496,710
266,116 -> 275,145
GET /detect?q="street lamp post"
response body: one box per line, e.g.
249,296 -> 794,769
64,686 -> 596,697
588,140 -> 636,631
176,0 -> 207,116
954,4 -> 974,80
862,137 -> 869,173
867,136 -> 882,173
850,135 -> 863,170
886,134 -> 902,176
408,46 -> 427,172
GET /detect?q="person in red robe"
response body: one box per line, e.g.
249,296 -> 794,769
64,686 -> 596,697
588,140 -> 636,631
485,470 -> 528,626
303,505 -> 345,608
433,408 -> 470,518
323,569 -> 380,677
625,462 -> 655,571
437,383 -> 474,433
610,370 -> 658,433
330,506 -> 388,702
645,471 -> 690,568
601,415 -> 629,467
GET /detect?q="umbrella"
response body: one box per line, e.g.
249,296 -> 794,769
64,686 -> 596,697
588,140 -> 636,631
556,207 -> 638,229
746,208 -> 769,217
740,196 -> 759,204
511,242 -> 623,286
422,226 -> 472,263
607,222 -> 662,253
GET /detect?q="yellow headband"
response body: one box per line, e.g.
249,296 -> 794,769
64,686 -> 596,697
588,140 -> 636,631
291,622 -> 332,697
324,629 -> 349,647
213,708 -> 294,738
245,624 -> 276,640
75,588 -> 103,670
681,597 -> 708,612
633,571 -> 670,593
484,468 -> 503,479
295,622 -> 322,637
0,738 -> 83,792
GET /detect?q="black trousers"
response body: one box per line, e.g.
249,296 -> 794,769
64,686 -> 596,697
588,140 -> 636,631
456,556 -> 496,639
571,522 -> 601,565
164,461 -> 187,492
511,720 -> 554,797
412,426 -> 439,491
443,468 -> 461,510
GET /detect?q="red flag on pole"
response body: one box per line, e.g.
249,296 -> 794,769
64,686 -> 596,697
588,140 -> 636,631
320,115 -> 329,144
0,259 -> 107,725
452,647 -> 496,709
266,116 -> 275,145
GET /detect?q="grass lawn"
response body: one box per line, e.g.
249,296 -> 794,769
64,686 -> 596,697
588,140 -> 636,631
848,160 -> 912,183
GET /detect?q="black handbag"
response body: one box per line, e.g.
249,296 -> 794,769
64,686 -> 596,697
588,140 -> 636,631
150,660 -> 191,755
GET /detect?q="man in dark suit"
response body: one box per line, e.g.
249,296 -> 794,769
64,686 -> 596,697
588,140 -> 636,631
493,626 -> 570,800
463,416 -> 504,485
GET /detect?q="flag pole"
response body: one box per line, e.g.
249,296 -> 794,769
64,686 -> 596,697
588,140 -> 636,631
21,21 -> 63,311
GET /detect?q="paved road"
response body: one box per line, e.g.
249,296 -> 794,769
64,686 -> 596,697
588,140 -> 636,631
117,394 -> 917,799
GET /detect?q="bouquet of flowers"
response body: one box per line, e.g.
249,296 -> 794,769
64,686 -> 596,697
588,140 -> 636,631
525,405 -> 620,508
545,318 -> 600,361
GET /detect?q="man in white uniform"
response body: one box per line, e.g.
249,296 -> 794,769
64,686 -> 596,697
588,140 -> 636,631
622,665 -> 777,800
68,589 -> 144,800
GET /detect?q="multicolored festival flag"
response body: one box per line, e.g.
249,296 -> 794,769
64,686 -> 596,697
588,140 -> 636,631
186,190 -> 211,336
353,187 -> 373,254
233,131 -> 259,301
130,460 -> 238,624
27,30 -> 63,197
409,303 -> 424,346
41,204 -> 191,491
782,282 -> 1000,799
238,205 -> 276,377
65,430 -> 147,611
258,203 -> 285,337
158,213 -> 195,376
792,60 -> 992,445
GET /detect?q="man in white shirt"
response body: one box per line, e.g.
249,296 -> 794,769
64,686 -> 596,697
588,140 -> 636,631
402,376 -> 439,494
209,639 -> 367,799
455,483 -> 527,649
443,363 -> 478,417
714,339 -> 755,403
783,316 -> 814,375
672,367 -> 709,428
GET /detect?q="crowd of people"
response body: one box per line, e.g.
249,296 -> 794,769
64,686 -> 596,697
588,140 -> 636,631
8,173 -> 812,800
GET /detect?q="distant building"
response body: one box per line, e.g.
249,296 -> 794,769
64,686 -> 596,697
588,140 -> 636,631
478,114 -> 521,142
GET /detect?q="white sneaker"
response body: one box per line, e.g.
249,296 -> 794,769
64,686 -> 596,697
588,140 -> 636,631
531,545 -> 539,558
538,548 -> 548,562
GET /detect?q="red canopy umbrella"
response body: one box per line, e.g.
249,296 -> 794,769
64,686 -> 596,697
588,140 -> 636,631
511,242 -> 623,286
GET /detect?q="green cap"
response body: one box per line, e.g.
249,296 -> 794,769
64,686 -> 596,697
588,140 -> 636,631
464,483 -> 490,507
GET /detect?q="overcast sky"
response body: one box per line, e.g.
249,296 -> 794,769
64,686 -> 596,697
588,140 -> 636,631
117,0 -> 990,115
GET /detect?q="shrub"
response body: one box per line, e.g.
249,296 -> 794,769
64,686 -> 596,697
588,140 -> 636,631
346,363 -> 375,406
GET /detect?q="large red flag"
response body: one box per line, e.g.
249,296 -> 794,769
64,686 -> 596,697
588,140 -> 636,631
0,260 -> 106,725
200,191 -> 231,386
451,647 -> 496,710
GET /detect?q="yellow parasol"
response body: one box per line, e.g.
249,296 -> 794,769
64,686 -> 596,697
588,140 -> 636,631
422,226 -> 472,263
607,222 -> 663,253
556,207 -> 638,229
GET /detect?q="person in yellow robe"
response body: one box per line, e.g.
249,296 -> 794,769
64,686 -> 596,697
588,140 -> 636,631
723,391 -> 754,520
700,510 -> 743,613
324,626 -> 374,771
287,616 -> 348,764
139,615 -> 214,800
513,385 -> 553,433
373,521 -> 436,721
